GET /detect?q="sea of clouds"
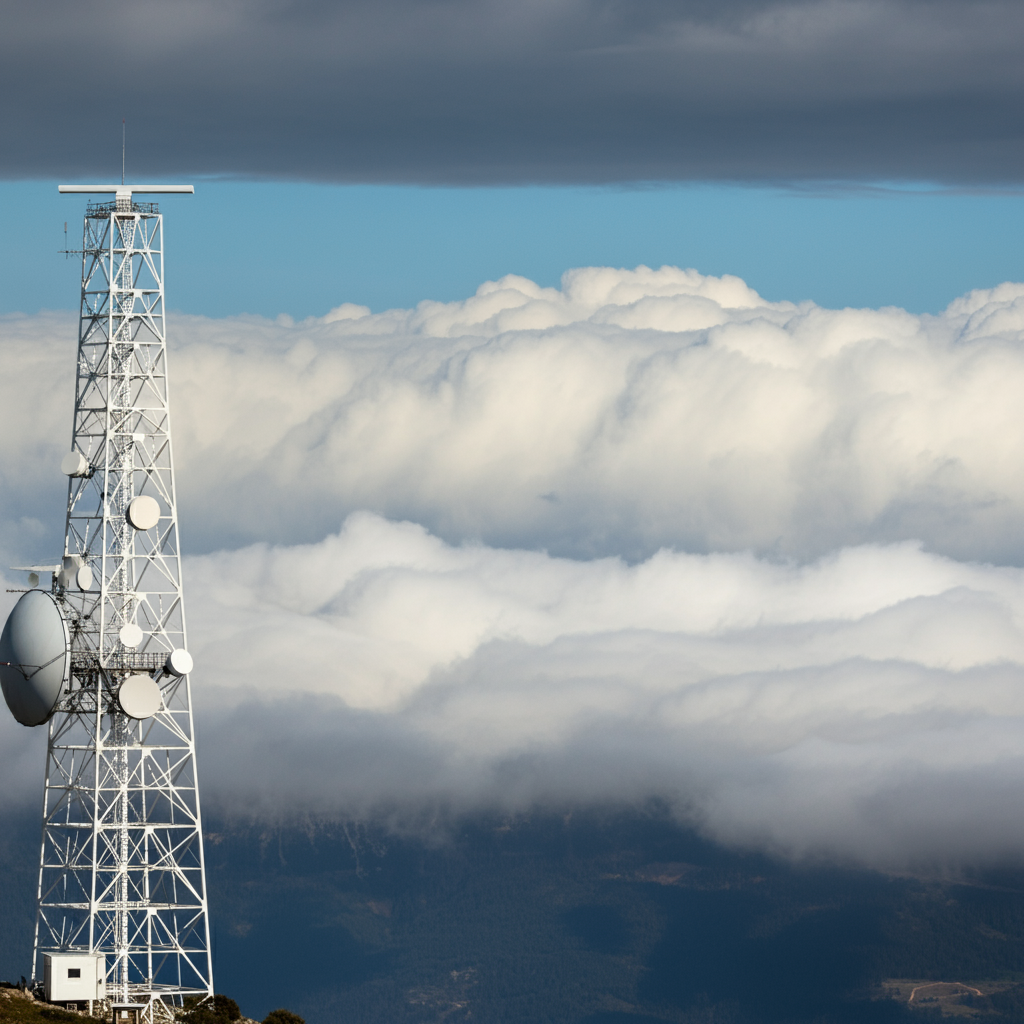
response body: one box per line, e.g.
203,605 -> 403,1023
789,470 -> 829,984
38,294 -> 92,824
3,265 -> 1024,871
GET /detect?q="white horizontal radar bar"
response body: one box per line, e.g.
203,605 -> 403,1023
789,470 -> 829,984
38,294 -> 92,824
58,184 -> 194,194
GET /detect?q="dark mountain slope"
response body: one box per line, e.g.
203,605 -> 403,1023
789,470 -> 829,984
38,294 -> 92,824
5,807 -> 1024,1024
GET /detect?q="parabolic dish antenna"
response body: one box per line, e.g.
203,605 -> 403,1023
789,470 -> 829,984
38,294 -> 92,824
60,451 -> 89,477
0,592 -> 71,727
119,623 -> 144,648
165,649 -> 193,676
126,495 -> 160,531
117,674 -> 162,719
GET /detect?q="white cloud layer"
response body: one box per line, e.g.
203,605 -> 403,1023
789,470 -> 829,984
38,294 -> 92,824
6,265 -> 1024,563
181,515 -> 1024,868
10,512 -> 1022,870
4,266 -> 1024,870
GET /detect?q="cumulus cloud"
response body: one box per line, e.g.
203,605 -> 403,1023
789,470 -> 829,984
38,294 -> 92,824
5,510 -> 1024,868
168,515 -> 1024,868
7,264 -> 1024,564
3,0 -> 1024,183
5,266 -> 1024,870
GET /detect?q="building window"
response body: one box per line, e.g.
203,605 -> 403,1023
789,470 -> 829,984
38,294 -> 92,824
68,969 -> 81,979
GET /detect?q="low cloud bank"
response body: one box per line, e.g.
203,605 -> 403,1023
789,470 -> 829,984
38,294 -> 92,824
173,515 -> 1024,869
4,267 -> 1024,870
2,501 -> 1023,871
172,268 -> 1024,564
5,266 -> 1024,564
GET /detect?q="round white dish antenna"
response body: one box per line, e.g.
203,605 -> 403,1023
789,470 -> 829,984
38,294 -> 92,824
61,451 -> 89,477
126,495 -> 160,531
165,649 -> 193,676
76,566 -> 93,591
117,674 -> 162,719
119,623 -> 144,648
0,591 -> 71,726
27,572 -> 39,588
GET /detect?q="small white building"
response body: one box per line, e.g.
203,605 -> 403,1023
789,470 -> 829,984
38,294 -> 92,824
43,953 -> 106,1004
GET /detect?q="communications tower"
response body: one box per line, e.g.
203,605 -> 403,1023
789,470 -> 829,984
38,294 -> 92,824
0,184 -> 213,1020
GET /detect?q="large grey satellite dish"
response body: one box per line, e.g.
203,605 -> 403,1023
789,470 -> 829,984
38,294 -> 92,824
0,592 -> 71,726
117,674 -> 162,719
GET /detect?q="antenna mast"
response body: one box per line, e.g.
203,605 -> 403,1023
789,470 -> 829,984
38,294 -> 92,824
28,182 -> 211,1021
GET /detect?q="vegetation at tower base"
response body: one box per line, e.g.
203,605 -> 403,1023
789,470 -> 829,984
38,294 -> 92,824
180,994 -> 241,1024
0,986 -> 104,1024
260,1012 -> 304,1024
0,988 -> 301,1024
178,993 -> 301,1024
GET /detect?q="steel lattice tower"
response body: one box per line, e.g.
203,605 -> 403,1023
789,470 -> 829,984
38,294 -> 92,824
33,184 -> 212,1015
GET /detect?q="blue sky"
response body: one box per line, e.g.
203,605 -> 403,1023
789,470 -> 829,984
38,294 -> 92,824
4,179 -> 1024,318
6,1 -> 1024,318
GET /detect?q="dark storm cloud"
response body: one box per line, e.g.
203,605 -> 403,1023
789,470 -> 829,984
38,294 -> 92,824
4,0 -> 1024,184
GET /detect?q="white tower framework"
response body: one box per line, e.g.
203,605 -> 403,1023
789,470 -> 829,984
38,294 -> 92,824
31,184 -> 212,1015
